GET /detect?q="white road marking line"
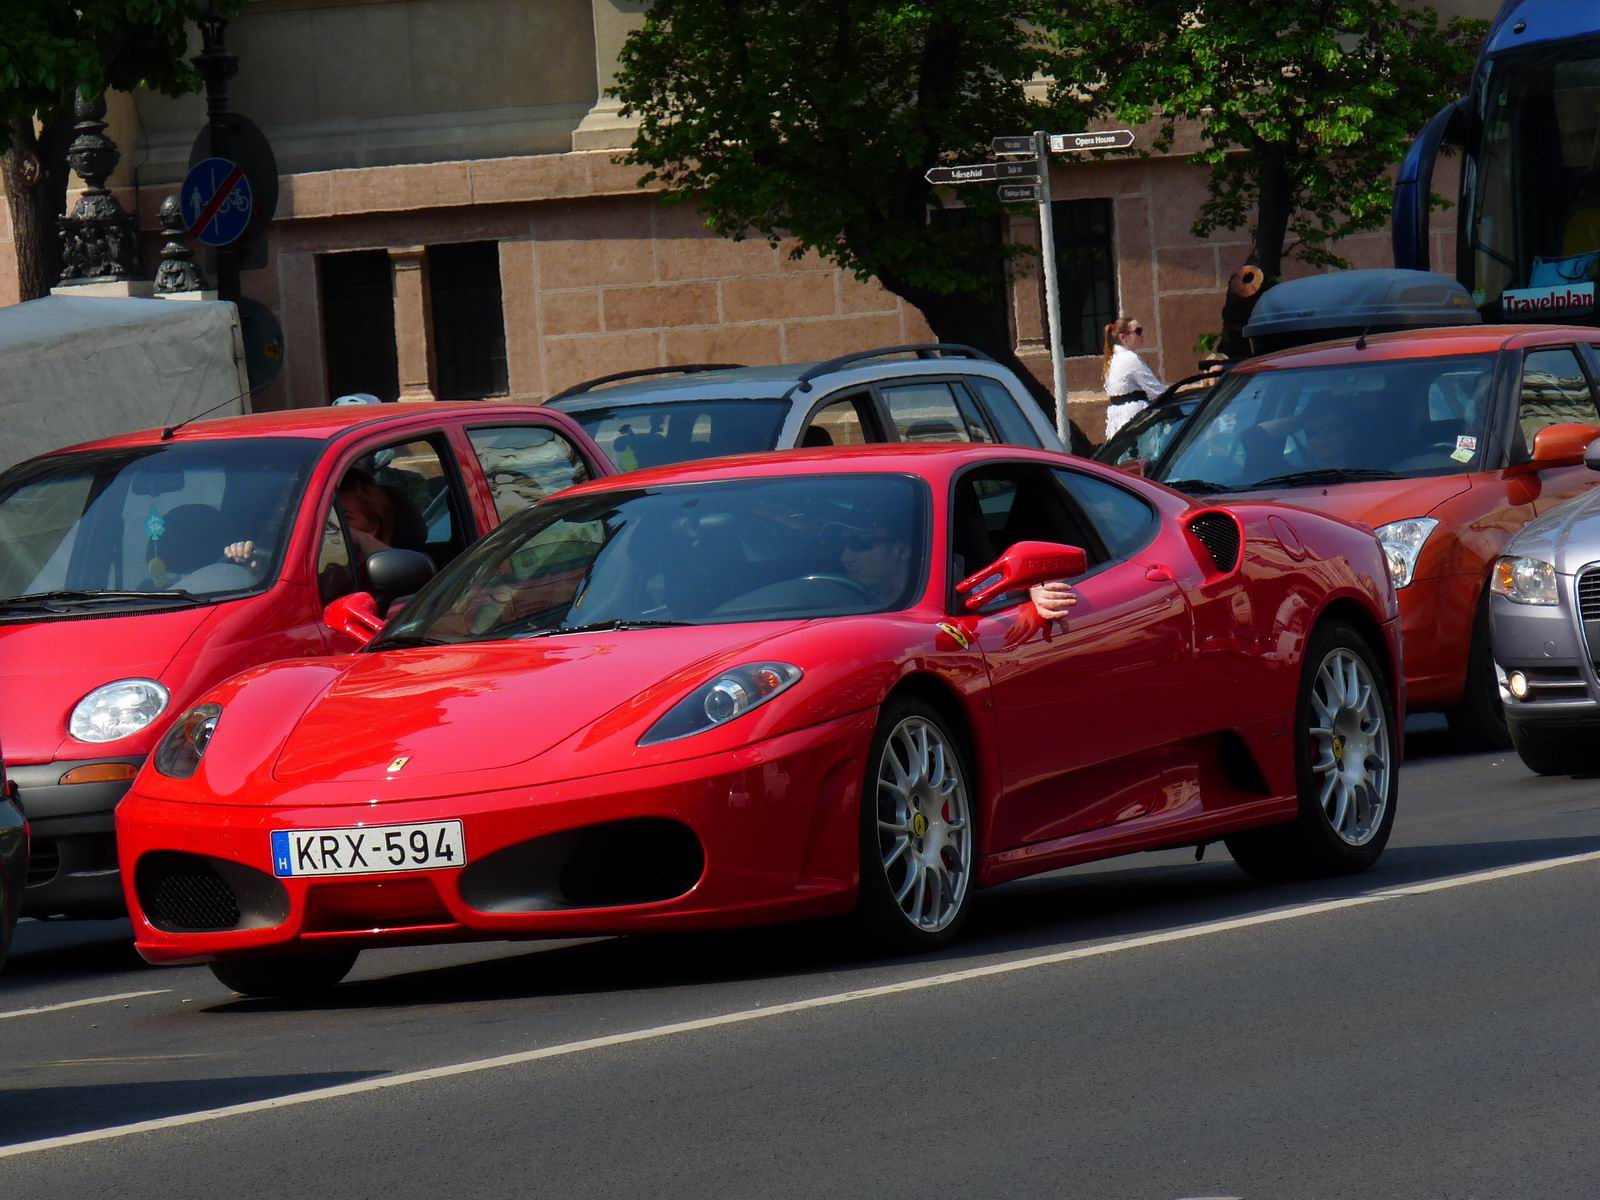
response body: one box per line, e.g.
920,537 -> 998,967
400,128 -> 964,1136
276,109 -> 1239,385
5,848 -> 1600,1159
0,990 -> 169,1021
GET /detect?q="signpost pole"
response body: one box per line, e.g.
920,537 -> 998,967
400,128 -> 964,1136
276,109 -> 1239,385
1034,130 -> 1070,445
194,2 -> 240,304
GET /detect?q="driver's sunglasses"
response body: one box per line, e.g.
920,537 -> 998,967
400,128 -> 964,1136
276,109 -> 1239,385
842,530 -> 889,552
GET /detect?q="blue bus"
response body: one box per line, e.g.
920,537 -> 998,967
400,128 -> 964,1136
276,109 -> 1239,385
1395,0 -> 1600,324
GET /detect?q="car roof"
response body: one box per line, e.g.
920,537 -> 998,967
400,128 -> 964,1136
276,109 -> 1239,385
45,401 -> 563,456
557,441 -> 1063,494
546,357 -> 1019,412
1236,324 -> 1600,372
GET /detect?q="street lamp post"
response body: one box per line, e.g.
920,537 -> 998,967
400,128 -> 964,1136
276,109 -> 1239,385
192,0 -> 240,304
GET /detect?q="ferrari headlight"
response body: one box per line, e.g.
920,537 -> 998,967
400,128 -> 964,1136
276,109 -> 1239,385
152,704 -> 223,779
68,679 -> 170,744
1491,556 -> 1558,606
1374,518 -> 1439,589
639,663 -> 802,746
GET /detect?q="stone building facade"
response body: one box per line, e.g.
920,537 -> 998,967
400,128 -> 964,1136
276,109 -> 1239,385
0,0 -> 1496,435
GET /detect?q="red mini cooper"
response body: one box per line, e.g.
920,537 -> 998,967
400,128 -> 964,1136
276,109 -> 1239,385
0,403 -> 610,918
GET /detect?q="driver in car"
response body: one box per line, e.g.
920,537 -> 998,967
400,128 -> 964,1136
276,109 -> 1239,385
222,469 -> 395,574
1298,410 -> 1361,470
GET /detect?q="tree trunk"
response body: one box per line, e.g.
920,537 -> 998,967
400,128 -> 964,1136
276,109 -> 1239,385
1217,148 -> 1295,359
2,112 -> 74,302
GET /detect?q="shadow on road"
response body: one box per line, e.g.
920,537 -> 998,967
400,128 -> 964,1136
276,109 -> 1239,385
4,918 -> 143,983
201,831 -> 1600,1017
0,1072 -> 379,1147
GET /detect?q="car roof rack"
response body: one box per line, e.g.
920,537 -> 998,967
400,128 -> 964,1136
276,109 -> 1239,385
546,363 -> 747,404
785,343 -> 994,397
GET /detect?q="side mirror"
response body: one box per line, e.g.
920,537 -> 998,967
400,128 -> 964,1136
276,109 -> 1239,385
365,548 -> 435,607
324,591 -> 383,647
1531,423 -> 1600,466
1585,436 -> 1600,473
956,540 -> 1089,612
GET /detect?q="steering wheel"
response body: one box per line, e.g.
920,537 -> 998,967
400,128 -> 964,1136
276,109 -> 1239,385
794,573 -> 875,602
169,560 -> 256,592
712,572 -> 876,617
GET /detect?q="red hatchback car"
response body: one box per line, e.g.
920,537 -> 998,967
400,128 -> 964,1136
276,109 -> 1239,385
117,444 -> 1400,998
1152,325 -> 1600,744
0,403 -> 610,917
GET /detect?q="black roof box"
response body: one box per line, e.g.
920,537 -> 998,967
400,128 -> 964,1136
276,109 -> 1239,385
1244,268 -> 1480,354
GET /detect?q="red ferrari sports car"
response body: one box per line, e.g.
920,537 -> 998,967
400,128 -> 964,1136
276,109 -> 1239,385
118,444 -> 1402,997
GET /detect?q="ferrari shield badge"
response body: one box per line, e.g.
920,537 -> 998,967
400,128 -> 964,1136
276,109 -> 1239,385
387,755 -> 411,773
936,622 -> 970,649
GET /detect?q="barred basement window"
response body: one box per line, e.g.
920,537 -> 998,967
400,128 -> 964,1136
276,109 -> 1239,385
1051,199 -> 1119,358
429,241 -> 509,400
320,250 -> 399,402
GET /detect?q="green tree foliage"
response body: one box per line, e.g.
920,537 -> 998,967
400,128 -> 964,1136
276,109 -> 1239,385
613,0 -> 1083,437
616,0 -> 1486,376
0,0 -> 244,299
1049,1 -> 1485,349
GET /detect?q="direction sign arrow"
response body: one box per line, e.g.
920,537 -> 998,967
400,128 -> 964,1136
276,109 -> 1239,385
991,135 -> 1035,156
997,182 -> 1040,204
925,159 -> 1039,186
1048,129 -> 1136,153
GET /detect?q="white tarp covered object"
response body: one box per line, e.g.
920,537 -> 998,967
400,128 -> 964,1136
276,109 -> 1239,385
0,295 -> 250,473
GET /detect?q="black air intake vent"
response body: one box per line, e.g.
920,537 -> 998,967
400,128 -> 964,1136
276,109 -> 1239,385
1579,569 -> 1600,622
25,839 -> 59,888
136,852 -> 241,932
559,820 -> 705,908
1188,511 -> 1242,573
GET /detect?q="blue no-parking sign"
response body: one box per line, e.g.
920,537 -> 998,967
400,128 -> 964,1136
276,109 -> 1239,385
181,156 -> 254,248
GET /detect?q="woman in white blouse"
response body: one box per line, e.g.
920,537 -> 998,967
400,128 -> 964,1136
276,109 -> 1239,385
1101,316 -> 1166,441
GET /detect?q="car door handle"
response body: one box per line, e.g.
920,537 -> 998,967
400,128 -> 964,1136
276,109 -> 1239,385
1145,565 -> 1174,583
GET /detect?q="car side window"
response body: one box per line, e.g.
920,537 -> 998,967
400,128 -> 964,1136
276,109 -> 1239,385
1518,348 -> 1600,451
347,437 -> 469,567
1052,469 -> 1158,559
467,426 -> 593,521
968,376 -> 1044,448
315,502 -> 356,605
951,465 -> 1109,595
880,382 -> 977,443
801,394 -> 872,448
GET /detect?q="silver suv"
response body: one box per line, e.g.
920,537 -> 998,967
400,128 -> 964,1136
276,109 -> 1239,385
545,345 -> 1062,472
1491,437 -> 1600,774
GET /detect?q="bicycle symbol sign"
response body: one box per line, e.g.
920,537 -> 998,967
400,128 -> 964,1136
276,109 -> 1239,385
181,157 -> 254,248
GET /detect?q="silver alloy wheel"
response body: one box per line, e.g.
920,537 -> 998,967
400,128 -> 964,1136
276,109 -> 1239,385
1307,648 -> 1391,847
875,715 -> 972,933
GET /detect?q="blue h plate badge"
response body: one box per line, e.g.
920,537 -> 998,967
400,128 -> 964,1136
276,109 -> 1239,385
271,830 -> 293,877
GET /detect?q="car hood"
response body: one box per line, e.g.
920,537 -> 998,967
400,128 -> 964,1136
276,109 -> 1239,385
1506,487 -> 1600,575
1214,475 -> 1471,530
0,606 -> 219,761
270,623 -> 804,785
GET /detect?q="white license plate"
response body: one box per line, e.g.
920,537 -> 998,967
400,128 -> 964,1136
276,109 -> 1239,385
271,820 -> 465,878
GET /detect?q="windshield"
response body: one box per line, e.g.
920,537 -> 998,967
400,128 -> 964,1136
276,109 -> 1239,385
1156,354 -> 1498,492
0,439 -> 319,605
567,398 -> 790,470
1468,38 -> 1600,317
1095,396 -> 1205,468
378,473 -> 929,646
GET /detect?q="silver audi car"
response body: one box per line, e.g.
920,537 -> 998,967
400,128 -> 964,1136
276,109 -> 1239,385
1491,438 -> 1600,775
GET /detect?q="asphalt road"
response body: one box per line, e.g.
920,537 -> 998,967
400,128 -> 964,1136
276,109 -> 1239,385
4,716 -> 1599,1199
